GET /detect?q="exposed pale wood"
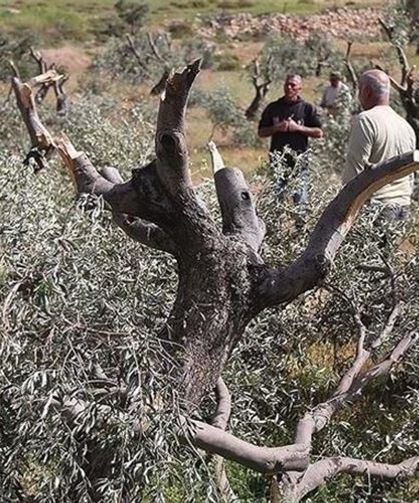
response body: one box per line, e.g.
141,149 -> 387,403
11,76 -> 56,171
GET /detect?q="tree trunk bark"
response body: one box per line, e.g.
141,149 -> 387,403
162,239 -> 254,406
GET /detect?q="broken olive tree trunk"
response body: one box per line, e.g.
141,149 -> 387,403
12,61 -> 419,500
29,47 -> 70,116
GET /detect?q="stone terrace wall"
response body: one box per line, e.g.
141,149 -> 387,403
201,7 -> 381,41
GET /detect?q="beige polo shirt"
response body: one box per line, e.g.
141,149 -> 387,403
343,105 -> 416,207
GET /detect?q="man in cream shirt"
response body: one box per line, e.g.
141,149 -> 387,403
343,69 -> 416,220
320,72 -> 350,114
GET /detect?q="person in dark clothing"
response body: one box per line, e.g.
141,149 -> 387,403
258,74 -> 323,204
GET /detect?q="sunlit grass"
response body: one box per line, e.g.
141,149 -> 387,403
0,0 -> 382,43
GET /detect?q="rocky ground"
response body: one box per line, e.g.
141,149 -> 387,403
201,7 -> 382,41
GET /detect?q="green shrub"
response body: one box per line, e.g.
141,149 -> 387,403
214,51 -> 241,71
167,20 -> 194,39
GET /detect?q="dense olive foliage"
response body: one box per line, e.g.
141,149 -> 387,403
1,4 -> 419,497
1,84 -> 418,501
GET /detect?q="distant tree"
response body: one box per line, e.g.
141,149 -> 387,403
245,57 -> 272,121
115,0 -> 149,34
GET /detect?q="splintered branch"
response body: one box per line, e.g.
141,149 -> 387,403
257,151 -> 419,306
155,60 -> 201,193
56,135 -> 140,216
13,58 -> 218,253
9,60 -> 20,78
208,141 -> 225,173
11,76 -> 56,171
150,68 -> 170,96
209,142 -> 265,254
28,69 -> 61,88
29,47 -> 51,103
29,48 -> 69,115
13,76 -> 139,214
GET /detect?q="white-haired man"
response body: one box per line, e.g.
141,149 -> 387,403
343,69 -> 416,220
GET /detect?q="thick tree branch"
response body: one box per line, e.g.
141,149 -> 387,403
155,60 -> 200,194
284,455 -> 419,502
55,392 -> 308,475
100,166 -> 176,253
210,378 -> 231,431
257,151 -> 419,307
112,213 -> 176,253
209,142 -> 265,253
186,418 -> 309,474
56,136 -> 141,216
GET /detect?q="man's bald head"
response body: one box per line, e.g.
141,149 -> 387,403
358,69 -> 390,110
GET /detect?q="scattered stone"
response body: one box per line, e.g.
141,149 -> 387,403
200,7 -> 381,41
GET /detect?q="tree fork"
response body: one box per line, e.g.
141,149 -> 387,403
12,62 -> 419,410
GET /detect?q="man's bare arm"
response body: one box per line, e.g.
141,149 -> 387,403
258,120 -> 288,138
288,119 -> 323,138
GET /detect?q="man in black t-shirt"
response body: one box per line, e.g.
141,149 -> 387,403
258,74 -> 323,204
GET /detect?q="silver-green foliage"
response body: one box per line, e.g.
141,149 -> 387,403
93,34 -> 215,86
1,87 -> 418,502
259,34 -> 345,83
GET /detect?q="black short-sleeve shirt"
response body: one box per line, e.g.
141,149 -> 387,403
258,96 -> 322,154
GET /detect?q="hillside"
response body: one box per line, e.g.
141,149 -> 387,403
1,0 -> 403,175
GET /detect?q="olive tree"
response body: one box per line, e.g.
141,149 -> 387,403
7,61 -> 419,501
